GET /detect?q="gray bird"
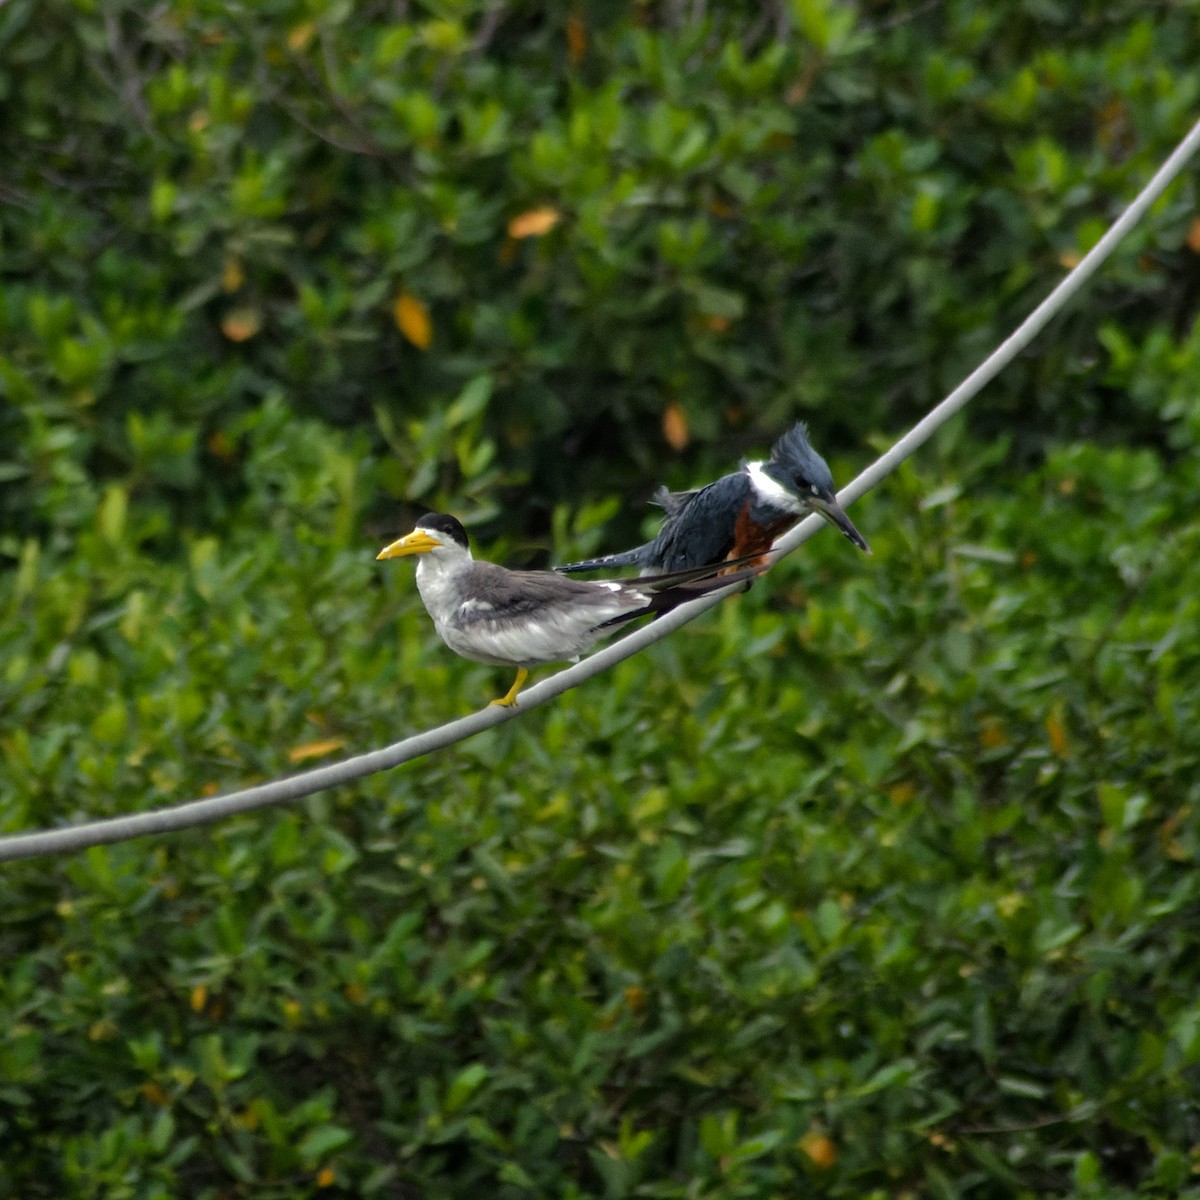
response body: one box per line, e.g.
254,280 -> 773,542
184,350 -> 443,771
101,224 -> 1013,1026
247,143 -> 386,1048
377,513 -> 762,707
557,422 -> 868,575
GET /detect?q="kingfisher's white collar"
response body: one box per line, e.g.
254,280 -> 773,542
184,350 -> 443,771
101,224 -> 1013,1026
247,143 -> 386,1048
745,460 -> 805,514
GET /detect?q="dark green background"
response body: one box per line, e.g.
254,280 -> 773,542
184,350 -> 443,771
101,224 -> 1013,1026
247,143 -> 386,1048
3,2 -> 1200,1196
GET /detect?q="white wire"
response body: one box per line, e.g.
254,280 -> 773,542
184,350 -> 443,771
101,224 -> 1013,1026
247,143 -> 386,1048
3,115 -> 1199,864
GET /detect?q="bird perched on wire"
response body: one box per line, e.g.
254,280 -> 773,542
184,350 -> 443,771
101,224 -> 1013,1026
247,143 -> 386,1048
557,422 -> 868,576
377,513 -> 763,708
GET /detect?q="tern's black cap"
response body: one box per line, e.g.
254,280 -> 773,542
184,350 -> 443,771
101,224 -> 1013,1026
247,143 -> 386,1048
416,513 -> 470,549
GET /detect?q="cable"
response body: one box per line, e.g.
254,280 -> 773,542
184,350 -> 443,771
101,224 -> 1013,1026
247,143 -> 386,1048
775,112 -> 1200,542
3,114 -> 1199,865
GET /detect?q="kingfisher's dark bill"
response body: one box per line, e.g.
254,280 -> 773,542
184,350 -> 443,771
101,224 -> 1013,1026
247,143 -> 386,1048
378,513 -> 761,708
803,490 -> 868,554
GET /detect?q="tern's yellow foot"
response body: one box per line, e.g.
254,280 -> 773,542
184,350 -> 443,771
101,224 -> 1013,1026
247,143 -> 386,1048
488,667 -> 529,708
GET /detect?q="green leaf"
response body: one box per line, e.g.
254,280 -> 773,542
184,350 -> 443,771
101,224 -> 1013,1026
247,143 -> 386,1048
297,1124 -> 354,1163
444,1063 -> 488,1114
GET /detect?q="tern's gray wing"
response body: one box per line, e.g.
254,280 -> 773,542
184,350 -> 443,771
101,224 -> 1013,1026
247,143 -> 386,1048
464,563 -> 638,618
438,562 -> 645,668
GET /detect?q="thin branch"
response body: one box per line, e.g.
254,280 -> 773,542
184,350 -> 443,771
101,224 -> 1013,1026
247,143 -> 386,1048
954,1100 -> 1099,1136
274,97 -> 386,158
471,2 -> 507,54
0,182 -> 35,210
770,114 -> 1200,550
2,115 -> 1199,865
96,9 -> 158,140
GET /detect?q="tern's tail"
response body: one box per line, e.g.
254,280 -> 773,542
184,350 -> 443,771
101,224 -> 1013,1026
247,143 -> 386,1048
555,545 -> 653,574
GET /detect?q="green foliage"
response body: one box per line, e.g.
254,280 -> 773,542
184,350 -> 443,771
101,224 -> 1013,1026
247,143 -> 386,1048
2,0 -> 1198,543
1,424 -> 1199,1197
3,2 -> 1200,1198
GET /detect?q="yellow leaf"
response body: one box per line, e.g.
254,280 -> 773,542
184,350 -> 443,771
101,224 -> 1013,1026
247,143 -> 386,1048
220,307 -> 262,342
394,292 -> 433,348
1159,807 -> 1187,858
316,1168 -> 336,1188
1046,708 -> 1069,758
624,985 -> 648,1013
979,718 -> 1009,750
786,64 -> 817,104
287,737 -> 346,763
190,985 -> 208,1013
207,430 -> 237,463
662,401 -> 689,451
566,11 -> 587,63
287,21 -> 316,52
888,781 -> 917,806
1188,216 -> 1200,254
1096,98 -> 1129,151
222,257 -> 244,293
507,207 -> 560,239
799,1129 -> 837,1168
141,1082 -> 171,1106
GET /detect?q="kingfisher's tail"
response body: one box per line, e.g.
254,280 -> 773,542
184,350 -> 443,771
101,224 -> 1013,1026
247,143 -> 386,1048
596,560 -> 766,628
555,545 -> 653,574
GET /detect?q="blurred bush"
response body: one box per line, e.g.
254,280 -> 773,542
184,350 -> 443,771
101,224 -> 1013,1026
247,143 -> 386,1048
3,2 -> 1200,1198
4,414 -> 1200,1198
2,0 -> 1198,549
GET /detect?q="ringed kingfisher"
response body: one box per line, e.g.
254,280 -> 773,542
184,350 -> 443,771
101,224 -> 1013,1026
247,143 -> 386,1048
557,422 -> 868,575
377,513 -> 764,707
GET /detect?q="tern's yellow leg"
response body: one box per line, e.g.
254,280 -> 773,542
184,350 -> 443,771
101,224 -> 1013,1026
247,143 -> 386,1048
489,667 -> 529,708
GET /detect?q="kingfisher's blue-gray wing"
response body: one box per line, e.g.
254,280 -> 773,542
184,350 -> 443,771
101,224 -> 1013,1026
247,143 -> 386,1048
556,487 -> 694,574
651,485 -> 699,518
558,473 -> 752,575
650,472 -> 751,573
